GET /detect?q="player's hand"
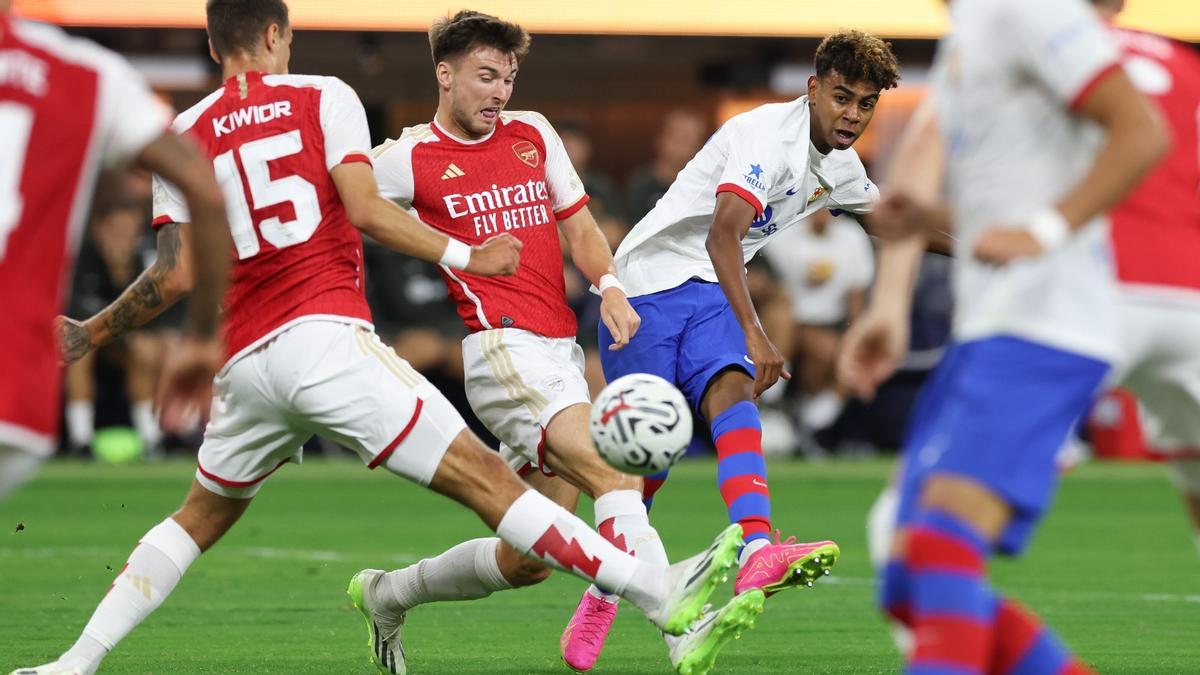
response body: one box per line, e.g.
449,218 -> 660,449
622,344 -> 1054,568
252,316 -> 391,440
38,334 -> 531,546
600,289 -> 641,351
868,194 -> 933,240
972,227 -> 1042,265
466,233 -> 523,276
745,326 -> 790,399
837,306 -> 909,401
55,315 -> 94,365
155,334 -> 224,434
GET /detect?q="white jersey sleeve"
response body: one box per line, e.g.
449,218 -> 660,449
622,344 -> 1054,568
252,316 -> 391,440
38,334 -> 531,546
714,116 -> 784,216
96,49 -> 170,168
318,77 -> 373,170
521,112 -> 587,216
1004,0 -> 1120,107
371,136 -> 416,208
828,156 -> 879,215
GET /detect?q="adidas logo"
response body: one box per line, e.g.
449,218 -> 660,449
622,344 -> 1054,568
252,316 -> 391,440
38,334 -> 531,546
441,163 -> 466,180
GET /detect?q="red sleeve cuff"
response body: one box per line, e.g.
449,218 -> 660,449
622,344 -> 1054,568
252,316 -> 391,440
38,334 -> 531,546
339,152 -> 373,167
715,183 -> 764,217
1069,60 -> 1123,111
554,194 -> 590,220
151,214 -> 175,231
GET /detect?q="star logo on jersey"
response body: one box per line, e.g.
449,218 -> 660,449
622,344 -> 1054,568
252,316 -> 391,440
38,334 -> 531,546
441,163 -> 466,180
742,163 -> 767,190
807,186 -> 827,205
513,141 -> 540,168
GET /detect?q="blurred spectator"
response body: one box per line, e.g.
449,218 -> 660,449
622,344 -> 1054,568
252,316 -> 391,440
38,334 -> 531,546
557,118 -> 623,222
764,210 -> 874,438
625,109 -> 707,224
64,196 -> 170,456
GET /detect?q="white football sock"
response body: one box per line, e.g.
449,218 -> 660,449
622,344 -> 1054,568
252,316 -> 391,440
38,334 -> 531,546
376,537 -> 512,614
497,489 -> 663,612
738,539 -> 770,567
66,518 -> 200,670
0,445 -> 43,502
130,400 -> 162,449
588,489 -> 668,602
65,400 -> 94,448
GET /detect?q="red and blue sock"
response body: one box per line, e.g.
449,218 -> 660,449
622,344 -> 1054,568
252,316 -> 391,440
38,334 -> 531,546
712,401 -> 771,544
905,509 -> 995,675
992,598 -> 1095,675
641,469 -> 669,511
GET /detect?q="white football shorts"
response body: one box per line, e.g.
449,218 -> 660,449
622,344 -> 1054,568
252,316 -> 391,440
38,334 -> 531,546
1111,286 -> 1200,454
196,320 -> 467,498
461,328 -> 591,475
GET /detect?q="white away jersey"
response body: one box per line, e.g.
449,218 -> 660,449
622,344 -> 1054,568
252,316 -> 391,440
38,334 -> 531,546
613,96 -> 877,298
935,0 -> 1122,360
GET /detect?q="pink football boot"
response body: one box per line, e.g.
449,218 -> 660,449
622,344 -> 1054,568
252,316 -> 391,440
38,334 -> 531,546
560,591 -> 619,672
734,532 -> 840,596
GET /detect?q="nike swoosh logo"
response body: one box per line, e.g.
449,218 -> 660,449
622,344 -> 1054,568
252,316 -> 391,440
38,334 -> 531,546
785,187 -> 798,196
743,355 -> 754,365
752,478 -> 767,488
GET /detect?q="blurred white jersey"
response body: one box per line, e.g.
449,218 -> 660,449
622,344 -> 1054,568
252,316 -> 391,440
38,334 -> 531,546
935,0 -> 1121,360
613,96 -> 877,298
764,214 -> 874,325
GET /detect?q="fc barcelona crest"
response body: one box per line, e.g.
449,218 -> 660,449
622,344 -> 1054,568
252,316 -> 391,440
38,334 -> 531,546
513,141 -> 540,168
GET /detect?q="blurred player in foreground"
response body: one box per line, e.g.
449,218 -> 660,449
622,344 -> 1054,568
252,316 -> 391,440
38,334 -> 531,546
15,2 -> 745,674
1097,0 -> 1200,558
574,32 -> 898,659
369,11 -> 756,675
0,0 -> 230,501
839,0 -> 1167,671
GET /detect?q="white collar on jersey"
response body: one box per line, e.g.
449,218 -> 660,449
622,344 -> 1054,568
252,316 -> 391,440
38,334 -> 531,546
433,116 -> 497,145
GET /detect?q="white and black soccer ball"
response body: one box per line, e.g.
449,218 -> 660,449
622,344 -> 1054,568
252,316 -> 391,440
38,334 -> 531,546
590,373 -> 692,475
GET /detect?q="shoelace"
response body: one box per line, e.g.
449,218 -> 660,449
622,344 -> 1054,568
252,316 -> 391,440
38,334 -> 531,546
772,529 -> 798,547
575,599 -> 618,645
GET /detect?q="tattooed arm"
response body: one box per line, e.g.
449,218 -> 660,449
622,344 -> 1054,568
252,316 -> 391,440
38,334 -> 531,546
56,222 -> 193,365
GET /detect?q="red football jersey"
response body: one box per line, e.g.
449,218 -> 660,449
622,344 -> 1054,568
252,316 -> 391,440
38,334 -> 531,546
153,72 -> 374,364
0,15 -> 167,449
372,112 -> 589,337
1109,29 -> 1200,290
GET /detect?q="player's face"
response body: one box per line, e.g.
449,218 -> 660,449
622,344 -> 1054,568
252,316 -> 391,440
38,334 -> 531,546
807,72 -> 881,153
446,46 -> 517,139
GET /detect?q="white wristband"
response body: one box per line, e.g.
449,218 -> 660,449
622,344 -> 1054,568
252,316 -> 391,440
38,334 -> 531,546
439,238 -> 472,270
598,273 -> 626,295
1026,207 -> 1071,252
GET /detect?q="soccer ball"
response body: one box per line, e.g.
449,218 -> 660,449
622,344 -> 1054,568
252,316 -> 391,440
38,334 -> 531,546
590,373 -> 692,475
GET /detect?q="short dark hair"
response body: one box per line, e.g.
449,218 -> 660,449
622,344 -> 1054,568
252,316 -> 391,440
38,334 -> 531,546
206,0 -> 290,59
814,30 -> 901,91
428,10 -> 531,66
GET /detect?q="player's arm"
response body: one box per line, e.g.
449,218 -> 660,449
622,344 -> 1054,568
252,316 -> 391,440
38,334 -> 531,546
706,192 -> 790,397
838,96 -> 943,400
331,162 -> 520,276
57,134 -> 229,364
558,207 -> 640,350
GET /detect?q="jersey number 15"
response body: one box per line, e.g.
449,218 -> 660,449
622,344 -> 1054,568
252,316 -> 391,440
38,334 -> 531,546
213,129 -> 321,260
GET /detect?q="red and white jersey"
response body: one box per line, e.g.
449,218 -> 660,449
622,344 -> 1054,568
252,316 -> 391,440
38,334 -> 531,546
153,72 -> 374,365
372,112 -> 589,338
0,15 -> 168,451
1109,29 -> 1200,292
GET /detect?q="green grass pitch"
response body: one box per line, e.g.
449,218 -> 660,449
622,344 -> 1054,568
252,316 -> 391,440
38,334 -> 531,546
2,459 -> 1197,673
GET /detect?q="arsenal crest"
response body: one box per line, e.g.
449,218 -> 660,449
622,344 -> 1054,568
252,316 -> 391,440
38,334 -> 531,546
513,141 -> 539,168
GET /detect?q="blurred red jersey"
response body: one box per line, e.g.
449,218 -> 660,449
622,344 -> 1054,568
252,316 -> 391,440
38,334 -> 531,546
1109,28 -> 1200,290
372,112 -> 589,337
153,72 -> 374,364
0,15 -> 166,450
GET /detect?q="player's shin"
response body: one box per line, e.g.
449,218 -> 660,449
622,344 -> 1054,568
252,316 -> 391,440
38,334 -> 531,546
497,489 -> 661,609
62,518 -> 201,672
371,538 -> 514,615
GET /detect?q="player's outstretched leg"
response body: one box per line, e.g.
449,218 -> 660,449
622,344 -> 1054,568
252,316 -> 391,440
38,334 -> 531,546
347,473 -> 574,675
12,481 -> 251,675
428,429 -> 742,635
700,371 -> 840,596
541,404 -> 672,671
